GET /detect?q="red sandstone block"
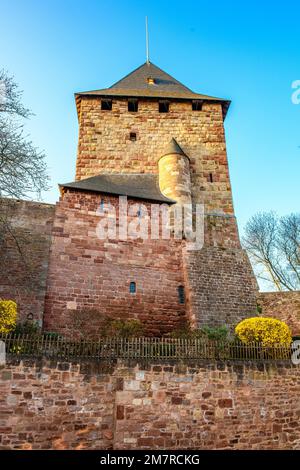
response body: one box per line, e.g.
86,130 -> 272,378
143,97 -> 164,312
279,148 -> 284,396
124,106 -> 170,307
116,405 -> 125,420
137,437 -> 154,447
171,396 -> 183,405
218,399 -> 233,408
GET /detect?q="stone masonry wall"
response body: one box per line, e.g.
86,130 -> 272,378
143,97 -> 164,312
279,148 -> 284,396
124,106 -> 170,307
77,98 -> 234,214
74,96 -> 259,330
183,247 -> 258,329
0,199 -> 55,325
0,358 -> 299,450
44,187 -> 258,336
258,291 -> 300,336
44,189 -> 187,337
0,359 -> 114,450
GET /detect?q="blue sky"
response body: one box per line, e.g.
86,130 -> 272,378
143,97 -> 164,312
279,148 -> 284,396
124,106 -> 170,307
1,0 -> 299,233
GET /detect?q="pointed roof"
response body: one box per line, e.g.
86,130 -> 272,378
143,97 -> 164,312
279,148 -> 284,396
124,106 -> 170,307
75,62 -> 230,118
109,62 -> 194,95
60,173 -> 175,203
162,138 -> 188,159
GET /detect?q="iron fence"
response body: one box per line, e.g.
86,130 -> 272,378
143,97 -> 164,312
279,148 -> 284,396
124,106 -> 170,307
0,333 -> 293,362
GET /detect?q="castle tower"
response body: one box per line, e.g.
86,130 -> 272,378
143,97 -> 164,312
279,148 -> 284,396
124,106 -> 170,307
44,61 -> 258,336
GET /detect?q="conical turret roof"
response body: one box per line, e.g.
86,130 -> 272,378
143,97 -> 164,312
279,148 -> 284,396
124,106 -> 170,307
162,138 -> 188,158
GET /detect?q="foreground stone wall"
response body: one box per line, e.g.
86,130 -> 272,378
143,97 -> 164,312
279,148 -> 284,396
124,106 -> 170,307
0,358 -> 299,450
0,199 -> 55,325
258,291 -> 300,336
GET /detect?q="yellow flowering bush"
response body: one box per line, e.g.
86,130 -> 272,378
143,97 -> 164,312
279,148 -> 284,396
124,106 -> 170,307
0,299 -> 17,334
235,317 -> 292,347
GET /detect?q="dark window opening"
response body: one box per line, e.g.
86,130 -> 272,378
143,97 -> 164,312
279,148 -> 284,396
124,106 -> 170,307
159,101 -> 169,113
129,132 -> 137,141
99,198 -> 105,211
128,99 -> 138,112
101,99 -> 112,110
209,173 -> 214,183
130,282 -> 136,294
192,100 -> 203,111
178,285 -> 185,304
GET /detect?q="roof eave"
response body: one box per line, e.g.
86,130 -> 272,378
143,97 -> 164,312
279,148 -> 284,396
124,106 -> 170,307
75,93 -> 231,120
58,183 -> 175,204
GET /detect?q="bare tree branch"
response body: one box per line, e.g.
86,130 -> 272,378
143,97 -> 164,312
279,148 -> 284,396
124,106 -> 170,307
0,69 -> 50,284
0,69 -> 31,118
243,212 -> 300,291
0,70 -> 49,200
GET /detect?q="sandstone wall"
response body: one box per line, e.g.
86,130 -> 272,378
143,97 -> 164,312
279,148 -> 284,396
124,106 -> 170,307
0,199 -> 55,325
183,247 -> 258,328
44,187 -> 258,337
0,358 -> 299,450
76,98 -> 234,214
258,291 -> 300,336
44,190 -> 187,337
74,96 -> 259,330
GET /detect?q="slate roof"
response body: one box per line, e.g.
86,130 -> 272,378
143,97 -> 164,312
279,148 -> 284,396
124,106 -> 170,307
60,173 -> 175,203
75,62 -> 230,117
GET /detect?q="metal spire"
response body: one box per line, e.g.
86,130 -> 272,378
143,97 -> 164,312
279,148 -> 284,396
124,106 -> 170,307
145,16 -> 150,64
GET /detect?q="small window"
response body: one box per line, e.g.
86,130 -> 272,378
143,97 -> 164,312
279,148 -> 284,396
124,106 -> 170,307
128,99 -> 138,112
129,132 -> 137,141
101,99 -> 112,110
129,282 -> 136,294
159,101 -> 169,113
192,100 -> 202,111
209,173 -> 213,183
178,285 -> 185,304
147,77 -> 155,85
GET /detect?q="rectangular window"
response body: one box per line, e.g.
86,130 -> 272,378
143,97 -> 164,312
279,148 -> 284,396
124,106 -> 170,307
129,132 -> 137,141
192,100 -> 202,111
130,282 -> 136,294
178,286 -> 185,304
101,99 -> 112,110
159,101 -> 169,113
128,99 -> 138,112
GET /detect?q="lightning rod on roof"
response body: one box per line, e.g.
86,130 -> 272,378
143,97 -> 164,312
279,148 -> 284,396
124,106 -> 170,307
146,16 -> 150,64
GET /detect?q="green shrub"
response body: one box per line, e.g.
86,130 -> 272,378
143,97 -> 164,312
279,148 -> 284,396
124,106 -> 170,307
201,325 -> 229,341
43,331 -> 62,339
256,304 -> 263,314
169,325 -> 229,341
102,318 -> 144,338
168,326 -> 201,339
14,320 -> 40,336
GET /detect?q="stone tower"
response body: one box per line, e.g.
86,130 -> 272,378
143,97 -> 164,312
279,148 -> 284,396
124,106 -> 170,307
44,62 -> 258,336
